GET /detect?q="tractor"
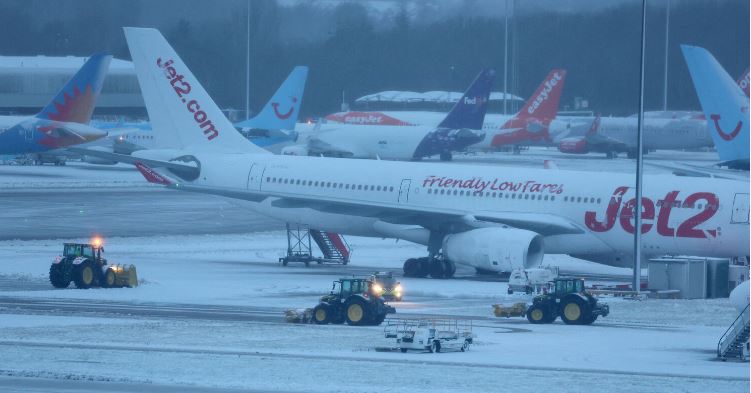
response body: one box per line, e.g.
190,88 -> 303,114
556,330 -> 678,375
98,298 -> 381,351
526,278 -> 609,325
49,239 -> 137,289
312,278 -> 396,326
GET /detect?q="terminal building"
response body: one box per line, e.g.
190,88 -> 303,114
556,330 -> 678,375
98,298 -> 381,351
0,55 -> 144,117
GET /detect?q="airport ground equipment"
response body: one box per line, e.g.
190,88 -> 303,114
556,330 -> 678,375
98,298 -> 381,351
384,318 -> 474,353
492,302 -> 527,318
284,308 -> 314,324
312,278 -> 395,326
526,278 -> 609,325
507,267 -> 558,294
279,223 -> 351,266
49,239 -> 137,289
370,271 -> 403,301
718,304 -> 750,361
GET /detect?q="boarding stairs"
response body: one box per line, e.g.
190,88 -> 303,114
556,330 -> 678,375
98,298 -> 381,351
717,304 -> 749,361
279,223 -> 350,266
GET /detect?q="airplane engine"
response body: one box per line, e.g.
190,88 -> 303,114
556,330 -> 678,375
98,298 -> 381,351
442,227 -> 544,272
281,145 -> 309,156
81,146 -> 117,165
558,137 -> 589,154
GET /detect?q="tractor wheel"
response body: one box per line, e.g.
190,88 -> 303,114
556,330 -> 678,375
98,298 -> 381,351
526,305 -> 548,324
461,340 -> 470,352
429,341 -> 439,353
372,313 -> 386,326
344,298 -> 369,326
102,268 -> 117,288
49,263 -> 71,288
429,259 -> 446,279
312,304 -> 330,325
403,258 -> 419,277
73,260 -> 97,289
582,314 -> 598,325
560,296 -> 590,325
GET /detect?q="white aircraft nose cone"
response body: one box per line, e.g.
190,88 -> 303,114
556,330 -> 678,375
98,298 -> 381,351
729,280 -> 749,312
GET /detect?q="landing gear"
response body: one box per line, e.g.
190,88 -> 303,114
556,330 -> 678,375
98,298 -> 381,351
403,257 -> 455,279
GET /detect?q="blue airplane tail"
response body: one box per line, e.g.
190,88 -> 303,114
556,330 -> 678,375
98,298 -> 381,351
236,66 -> 308,130
438,69 -> 495,130
682,45 -> 749,169
35,53 -> 112,125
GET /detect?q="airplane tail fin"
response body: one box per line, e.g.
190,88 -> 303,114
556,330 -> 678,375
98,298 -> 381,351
681,45 -> 749,166
35,54 -> 111,125
738,68 -> 749,97
437,69 -> 495,130
123,27 -> 268,154
516,69 -> 566,125
236,66 -> 308,130
587,113 -> 601,136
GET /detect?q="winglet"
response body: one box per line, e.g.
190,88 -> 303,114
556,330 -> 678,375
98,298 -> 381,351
135,162 -> 173,185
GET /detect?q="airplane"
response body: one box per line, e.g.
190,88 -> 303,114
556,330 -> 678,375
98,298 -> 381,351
79,27 -> 750,280
76,66 -> 309,164
682,45 -> 749,171
322,69 -> 568,153
0,54 -> 110,158
285,69 -> 494,161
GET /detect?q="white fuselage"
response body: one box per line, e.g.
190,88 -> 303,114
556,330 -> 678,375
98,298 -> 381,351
181,151 -> 749,268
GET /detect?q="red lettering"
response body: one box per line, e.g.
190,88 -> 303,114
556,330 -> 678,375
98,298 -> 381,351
676,192 -> 719,238
619,197 -> 655,234
585,186 -> 628,232
656,191 -> 679,237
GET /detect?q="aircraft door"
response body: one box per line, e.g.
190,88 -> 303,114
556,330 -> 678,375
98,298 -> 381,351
731,193 -> 749,224
246,163 -> 266,191
398,179 -> 411,203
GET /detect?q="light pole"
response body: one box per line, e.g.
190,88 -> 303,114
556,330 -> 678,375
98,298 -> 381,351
245,0 -> 251,120
634,0 -> 648,294
503,0 -> 509,115
662,0 -> 671,111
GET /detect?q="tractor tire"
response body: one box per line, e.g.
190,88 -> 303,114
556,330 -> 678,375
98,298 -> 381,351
372,313 -> 386,326
403,258 -> 419,277
102,268 -> 117,288
312,304 -> 330,325
429,341 -> 439,353
526,305 -> 548,324
49,263 -> 71,288
560,295 -> 591,325
73,260 -> 97,289
344,298 -> 369,326
461,340 -> 470,352
582,314 -> 598,325
429,259 -> 446,279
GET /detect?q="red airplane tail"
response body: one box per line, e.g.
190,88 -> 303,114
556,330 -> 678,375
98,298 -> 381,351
516,69 -> 567,125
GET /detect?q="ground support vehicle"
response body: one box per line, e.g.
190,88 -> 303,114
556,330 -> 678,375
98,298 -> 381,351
385,318 -> 474,353
507,267 -> 558,294
526,278 -> 609,325
311,278 -> 395,326
370,271 -> 403,301
49,240 -> 137,289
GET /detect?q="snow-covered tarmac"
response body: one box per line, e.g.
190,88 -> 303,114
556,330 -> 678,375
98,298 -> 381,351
0,152 -> 748,392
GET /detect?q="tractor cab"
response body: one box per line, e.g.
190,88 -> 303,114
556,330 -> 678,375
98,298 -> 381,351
553,278 -> 585,296
63,240 -> 104,261
331,278 -> 373,298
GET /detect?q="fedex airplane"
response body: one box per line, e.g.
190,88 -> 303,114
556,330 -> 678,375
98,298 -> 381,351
323,69 -> 567,153
682,45 -> 749,170
84,28 -> 749,280
0,54 -> 110,156
286,70 -> 494,161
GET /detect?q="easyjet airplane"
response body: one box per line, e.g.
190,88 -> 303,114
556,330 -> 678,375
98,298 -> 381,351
81,28 -> 750,280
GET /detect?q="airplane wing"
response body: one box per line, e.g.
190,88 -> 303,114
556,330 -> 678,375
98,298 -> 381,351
134,163 -> 583,237
645,161 -> 749,180
68,147 -> 200,178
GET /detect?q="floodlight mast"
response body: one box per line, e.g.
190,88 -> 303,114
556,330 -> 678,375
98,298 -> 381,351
633,0 -> 648,294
